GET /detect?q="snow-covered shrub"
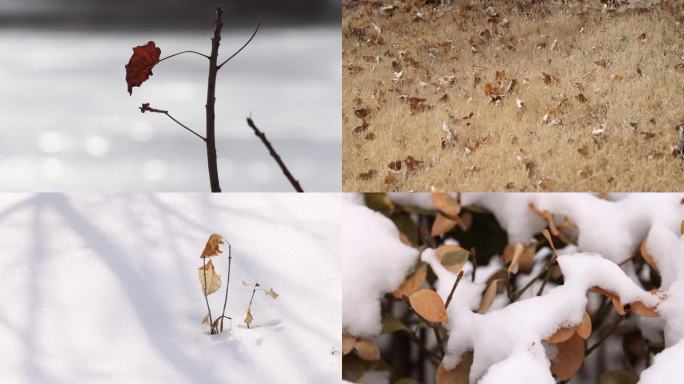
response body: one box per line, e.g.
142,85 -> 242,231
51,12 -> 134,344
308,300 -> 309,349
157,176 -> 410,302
342,193 -> 684,384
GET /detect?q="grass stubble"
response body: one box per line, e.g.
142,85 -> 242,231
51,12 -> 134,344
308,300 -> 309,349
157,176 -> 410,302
343,0 -> 684,192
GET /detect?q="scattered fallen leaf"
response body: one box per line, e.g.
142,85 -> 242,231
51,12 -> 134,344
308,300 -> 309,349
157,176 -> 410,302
409,289 -> 448,323
365,132 -> 376,140
595,59 -> 608,68
358,169 -> 377,180
404,156 -> 424,171
576,93 -> 587,103
388,161 -> 402,172
384,173 -> 396,185
354,108 -> 370,119
264,288 -> 279,299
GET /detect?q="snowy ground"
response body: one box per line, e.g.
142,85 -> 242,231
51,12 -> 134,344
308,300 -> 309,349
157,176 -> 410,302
0,193 -> 341,383
0,27 -> 341,191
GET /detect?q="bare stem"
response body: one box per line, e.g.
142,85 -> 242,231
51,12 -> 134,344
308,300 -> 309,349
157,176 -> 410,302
217,22 -> 261,69
159,50 -> 210,62
219,242 -> 232,332
140,104 -> 206,142
202,257 -> 216,334
205,6 -> 223,193
445,270 -> 464,309
246,117 -> 304,192
586,315 -> 626,356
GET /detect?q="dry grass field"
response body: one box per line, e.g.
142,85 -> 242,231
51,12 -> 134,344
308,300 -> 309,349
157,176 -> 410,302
342,0 -> 684,192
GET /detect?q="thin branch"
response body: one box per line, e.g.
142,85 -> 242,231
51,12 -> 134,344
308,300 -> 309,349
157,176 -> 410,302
219,242 -> 232,332
470,247 -> 478,282
140,103 -> 206,142
159,50 -> 210,62
433,326 -> 445,356
202,257 -> 216,334
586,315 -> 626,356
217,21 -> 261,69
445,270 -> 464,309
246,117 -> 304,192
246,286 -> 257,329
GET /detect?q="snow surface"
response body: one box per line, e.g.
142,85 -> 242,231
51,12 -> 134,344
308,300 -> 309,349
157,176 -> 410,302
0,193 -> 340,383
342,203 -> 419,337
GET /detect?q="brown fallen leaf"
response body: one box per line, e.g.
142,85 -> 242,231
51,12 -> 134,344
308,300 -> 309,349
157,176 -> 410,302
409,289 -> 448,323
638,32 -> 647,41
264,288 -> 279,299
595,59 -> 608,68
404,156 -> 424,171
388,161 -> 402,172
358,169 -> 377,180
365,132 -> 376,140
384,173 -> 396,185
354,108 -> 370,119
436,352 -> 472,384
575,93 -> 587,103
244,306 -> 254,328
353,119 -> 369,133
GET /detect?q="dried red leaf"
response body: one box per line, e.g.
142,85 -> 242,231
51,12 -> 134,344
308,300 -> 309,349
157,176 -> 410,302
388,161 -> 402,172
125,41 -> 161,95
404,156 -> 424,171
358,169 -> 377,180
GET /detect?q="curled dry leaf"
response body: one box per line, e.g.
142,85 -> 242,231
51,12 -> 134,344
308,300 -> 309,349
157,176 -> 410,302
244,306 -> 254,328
264,288 -> 279,299
436,244 -> 470,274
382,315 -> 410,334
478,278 -> 502,314
409,289 -> 448,323
639,240 -> 660,274
125,41 -> 161,95
547,326 -> 576,344
393,263 -> 428,299
550,334 -> 585,381
432,193 -> 461,217
354,338 -> 381,361
342,334 -> 357,355
577,312 -> 592,339
354,108 -> 370,119
503,242 -> 536,273
198,259 -> 222,296
201,233 -> 225,258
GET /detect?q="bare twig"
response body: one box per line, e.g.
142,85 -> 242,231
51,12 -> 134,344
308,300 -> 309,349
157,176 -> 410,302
219,241 -> 232,332
159,50 -> 210,62
445,270 -> 464,309
218,21 -> 261,69
140,103 -> 206,142
246,117 -> 304,192
205,6 -> 223,192
586,315 -> 626,356
246,286 -> 257,329
470,247 -> 478,282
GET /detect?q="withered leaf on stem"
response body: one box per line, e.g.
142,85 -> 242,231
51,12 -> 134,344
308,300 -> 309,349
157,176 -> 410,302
125,41 -> 161,95
432,193 -> 461,217
198,259 -> 222,295
436,244 -> 470,274
550,334 -> 585,381
354,339 -> 381,361
244,307 -> 254,328
409,289 -> 448,323
393,263 -> 428,299
436,352 -> 472,384
432,213 -> 458,237
342,334 -> 357,355
201,233 -> 225,258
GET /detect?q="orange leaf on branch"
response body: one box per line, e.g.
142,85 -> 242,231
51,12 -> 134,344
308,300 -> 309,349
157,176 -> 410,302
125,41 -> 161,95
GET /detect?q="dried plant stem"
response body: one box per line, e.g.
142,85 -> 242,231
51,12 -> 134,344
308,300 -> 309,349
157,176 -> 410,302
219,242 -> 232,332
218,22 -> 261,69
159,50 -> 210,62
246,287 -> 257,329
246,117 -> 304,192
445,270 -> 464,309
205,6 -> 223,193
586,315 -> 626,356
140,105 -> 206,142
202,257 -> 216,334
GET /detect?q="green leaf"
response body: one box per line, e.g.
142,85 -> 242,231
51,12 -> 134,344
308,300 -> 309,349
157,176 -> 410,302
382,315 -> 409,334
